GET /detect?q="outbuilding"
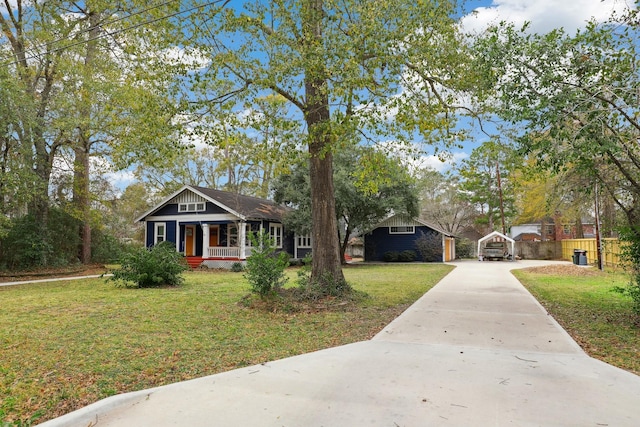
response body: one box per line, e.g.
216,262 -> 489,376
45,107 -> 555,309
477,231 -> 516,261
364,214 -> 456,262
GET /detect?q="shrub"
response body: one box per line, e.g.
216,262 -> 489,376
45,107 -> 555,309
615,226 -> 640,318
415,231 -> 441,262
108,241 -> 187,288
244,231 -> 289,297
383,251 -> 399,262
0,208 -> 80,270
455,237 -> 474,259
230,262 -> 244,272
91,229 -> 140,264
399,250 -> 417,262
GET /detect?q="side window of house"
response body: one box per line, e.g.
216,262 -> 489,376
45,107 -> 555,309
155,223 -> 166,244
269,223 -> 283,248
389,225 -> 415,234
297,234 -> 312,248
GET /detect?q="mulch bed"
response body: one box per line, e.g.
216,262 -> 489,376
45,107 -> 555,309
521,263 -> 605,277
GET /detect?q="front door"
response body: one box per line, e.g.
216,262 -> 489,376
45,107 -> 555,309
185,225 -> 195,256
209,225 -> 219,246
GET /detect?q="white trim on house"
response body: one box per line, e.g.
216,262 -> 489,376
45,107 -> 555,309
178,202 -> 206,213
389,225 -> 415,234
294,233 -> 312,259
269,222 -> 283,248
154,222 -> 166,244
374,214 -> 454,237
135,185 -> 247,223
145,213 -> 239,223
296,234 -> 312,248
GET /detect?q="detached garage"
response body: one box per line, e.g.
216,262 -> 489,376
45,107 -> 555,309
364,214 -> 456,262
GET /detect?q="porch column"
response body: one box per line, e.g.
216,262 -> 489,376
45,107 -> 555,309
201,223 -> 209,258
239,221 -> 246,259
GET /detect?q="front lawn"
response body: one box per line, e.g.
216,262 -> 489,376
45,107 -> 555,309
0,263 -> 453,425
513,264 -> 639,375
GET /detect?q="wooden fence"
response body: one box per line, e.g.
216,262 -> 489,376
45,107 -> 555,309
560,238 -> 622,268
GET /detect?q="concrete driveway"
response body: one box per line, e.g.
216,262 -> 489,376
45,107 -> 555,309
38,260 -> 640,426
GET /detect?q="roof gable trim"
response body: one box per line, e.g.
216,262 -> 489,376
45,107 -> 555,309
135,185 -> 245,222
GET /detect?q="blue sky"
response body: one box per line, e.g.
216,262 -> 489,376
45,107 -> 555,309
416,0 -> 635,172
104,0 -> 635,188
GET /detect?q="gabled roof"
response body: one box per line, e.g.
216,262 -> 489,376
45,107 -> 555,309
478,231 -> 515,245
136,185 -> 291,222
372,214 -> 455,237
477,231 -> 516,261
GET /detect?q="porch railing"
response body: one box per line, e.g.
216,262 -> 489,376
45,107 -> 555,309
207,246 -> 253,259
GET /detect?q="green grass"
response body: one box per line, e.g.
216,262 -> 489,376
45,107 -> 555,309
0,263 -> 453,425
513,268 -> 640,375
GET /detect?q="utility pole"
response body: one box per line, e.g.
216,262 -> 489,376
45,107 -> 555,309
594,181 -> 603,270
496,162 -> 506,235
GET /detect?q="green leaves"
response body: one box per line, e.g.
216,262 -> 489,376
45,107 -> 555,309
244,231 -> 290,297
109,241 -> 188,288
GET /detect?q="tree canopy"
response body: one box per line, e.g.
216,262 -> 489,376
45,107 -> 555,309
0,0 -> 184,267
474,7 -> 640,229
272,145 -> 418,262
183,0 -> 477,290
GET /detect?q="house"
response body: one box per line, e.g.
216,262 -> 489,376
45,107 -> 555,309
136,185 -> 310,269
364,214 -> 456,262
510,215 -> 596,242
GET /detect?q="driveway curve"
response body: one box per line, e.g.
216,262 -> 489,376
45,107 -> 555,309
38,260 -> 640,427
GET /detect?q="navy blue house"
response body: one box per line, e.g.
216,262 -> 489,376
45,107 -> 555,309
364,214 -> 456,262
136,185 -> 311,268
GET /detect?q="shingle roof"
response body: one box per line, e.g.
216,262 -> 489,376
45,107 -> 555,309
191,186 -> 291,221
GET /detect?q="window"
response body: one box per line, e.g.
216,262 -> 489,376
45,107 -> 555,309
297,234 -> 312,248
390,226 -> 415,234
269,223 -> 283,248
227,224 -> 253,247
154,223 -> 166,244
228,224 -> 238,247
178,202 -> 205,213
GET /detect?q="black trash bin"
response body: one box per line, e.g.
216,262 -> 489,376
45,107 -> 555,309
574,249 -> 588,266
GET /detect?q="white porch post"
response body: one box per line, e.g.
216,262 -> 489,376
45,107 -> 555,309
201,223 -> 209,258
239,222 -> 246,259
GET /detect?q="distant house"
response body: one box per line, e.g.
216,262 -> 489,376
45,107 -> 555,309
136,185 -> 310,268
364,214 -> 456,262
510,216 -> 596,242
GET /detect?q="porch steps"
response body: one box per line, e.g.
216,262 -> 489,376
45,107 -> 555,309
186,257 -> 204,269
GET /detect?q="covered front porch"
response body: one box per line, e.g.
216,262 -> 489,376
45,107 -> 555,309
180,221 -> 258,268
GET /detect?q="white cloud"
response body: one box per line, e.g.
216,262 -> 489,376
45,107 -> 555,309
104,169 -> 136,189
461,0 -> 633,35
376,141 -> 468,175
1,0 -> 22,12
421,151 -> 469,173
162,46 -> 210,70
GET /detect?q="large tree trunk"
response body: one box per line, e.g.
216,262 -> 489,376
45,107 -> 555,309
74,144 -> 92,264
303,0 -> 345,289
73,8 -> 101,264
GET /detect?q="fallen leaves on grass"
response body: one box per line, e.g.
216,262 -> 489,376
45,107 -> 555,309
0,265 -> 108,283
521,264 -> 604,277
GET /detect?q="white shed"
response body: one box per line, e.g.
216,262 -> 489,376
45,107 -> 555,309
477,231 -> 516,261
